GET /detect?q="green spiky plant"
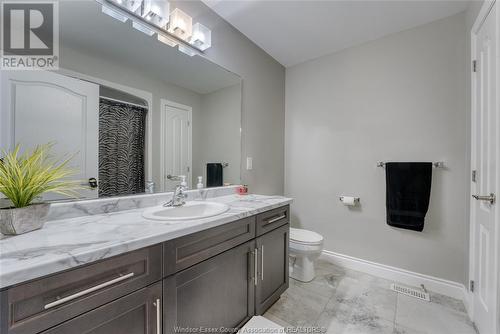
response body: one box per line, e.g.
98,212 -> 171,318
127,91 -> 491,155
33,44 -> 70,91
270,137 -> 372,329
0,144 -> 80,208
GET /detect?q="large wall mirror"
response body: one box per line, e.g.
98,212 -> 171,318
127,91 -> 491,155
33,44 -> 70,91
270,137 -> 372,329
0,0 -> 242,201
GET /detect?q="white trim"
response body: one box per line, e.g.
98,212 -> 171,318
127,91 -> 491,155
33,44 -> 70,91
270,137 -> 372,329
320,250 -> 466,301
469,1 -> 500,332
55,68 -> 154,183
160,99 -> 193,192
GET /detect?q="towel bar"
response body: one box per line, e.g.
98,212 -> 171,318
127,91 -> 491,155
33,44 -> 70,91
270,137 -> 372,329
377,161 -> 445,168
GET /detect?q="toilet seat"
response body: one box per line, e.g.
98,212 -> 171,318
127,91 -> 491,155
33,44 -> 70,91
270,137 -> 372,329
290,228 -> 323,245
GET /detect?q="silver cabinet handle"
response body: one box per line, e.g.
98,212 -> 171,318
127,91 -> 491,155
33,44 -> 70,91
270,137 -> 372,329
254,249 -> 258,286
267,215 -> 286,224
153,298 -> 161,334
44,272 -> 135,309
472,193 -> 496,204
261,245 -> 264,281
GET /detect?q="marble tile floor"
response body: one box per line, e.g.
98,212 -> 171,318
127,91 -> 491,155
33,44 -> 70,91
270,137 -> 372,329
263,260 -> 476,334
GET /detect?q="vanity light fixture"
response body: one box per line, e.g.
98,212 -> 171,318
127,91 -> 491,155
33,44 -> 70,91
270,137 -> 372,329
168,8 -> 192,40
102,5 -> 128,22
190,22 -> 211,51
110,0 -> 142,13
141,0 -> 169,28
178,44 -> 196,57
132,21 -> 155,36
99,0 -> 210,53
157,34 -> 177,47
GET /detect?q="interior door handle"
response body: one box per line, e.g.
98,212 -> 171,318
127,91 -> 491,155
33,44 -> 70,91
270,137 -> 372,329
88,178 -> 98,188
472,193 -> 496,204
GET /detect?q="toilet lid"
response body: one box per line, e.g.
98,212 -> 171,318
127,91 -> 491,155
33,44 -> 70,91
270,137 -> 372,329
290,228 -> 323,244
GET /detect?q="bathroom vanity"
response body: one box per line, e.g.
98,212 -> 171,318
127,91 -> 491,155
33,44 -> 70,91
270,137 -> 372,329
0,195 -> 291,334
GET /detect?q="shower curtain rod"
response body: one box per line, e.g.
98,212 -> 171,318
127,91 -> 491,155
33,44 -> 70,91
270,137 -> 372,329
99,96 -> 149,110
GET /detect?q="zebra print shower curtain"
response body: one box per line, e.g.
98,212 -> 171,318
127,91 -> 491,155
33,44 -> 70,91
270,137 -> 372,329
98,99 -> 147,197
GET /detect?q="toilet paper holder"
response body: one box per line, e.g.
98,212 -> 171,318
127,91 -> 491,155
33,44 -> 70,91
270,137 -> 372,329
339,196 -> 360,205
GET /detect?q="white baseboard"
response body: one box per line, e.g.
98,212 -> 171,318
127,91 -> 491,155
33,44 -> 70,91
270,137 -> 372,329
462,288 -> 474,319
320,250 -> 467,302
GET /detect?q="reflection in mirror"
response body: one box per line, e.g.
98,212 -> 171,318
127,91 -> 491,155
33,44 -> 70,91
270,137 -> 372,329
0,0 -> 242,201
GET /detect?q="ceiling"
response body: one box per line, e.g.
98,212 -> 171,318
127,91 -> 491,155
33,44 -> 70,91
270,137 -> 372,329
204,0 -> 470,67
59,1 -> 240,94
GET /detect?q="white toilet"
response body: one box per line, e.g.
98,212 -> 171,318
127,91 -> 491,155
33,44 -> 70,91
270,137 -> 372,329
289,228 -> 324,282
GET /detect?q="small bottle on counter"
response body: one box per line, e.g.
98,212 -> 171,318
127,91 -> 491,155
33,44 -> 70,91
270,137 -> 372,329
180,175 -> 188,189
197,176 -> 204,189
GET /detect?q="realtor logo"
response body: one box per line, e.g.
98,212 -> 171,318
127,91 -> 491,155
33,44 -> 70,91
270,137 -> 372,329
1,1 -> 59,70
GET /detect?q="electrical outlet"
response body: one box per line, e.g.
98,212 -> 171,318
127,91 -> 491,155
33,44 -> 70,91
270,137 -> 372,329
246,157 -> 253,170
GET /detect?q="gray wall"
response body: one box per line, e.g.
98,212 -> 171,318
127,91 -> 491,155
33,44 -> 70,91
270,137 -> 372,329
194,84 -> 242,186
173,1 -> 286,195
285,13 -> 468,283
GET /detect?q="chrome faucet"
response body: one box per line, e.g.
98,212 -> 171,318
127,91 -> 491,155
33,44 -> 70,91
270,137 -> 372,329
164,184 -> 188,207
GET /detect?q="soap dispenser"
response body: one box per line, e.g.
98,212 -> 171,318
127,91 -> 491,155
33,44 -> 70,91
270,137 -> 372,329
180,175 -> 187,189
197,176 -> 204,189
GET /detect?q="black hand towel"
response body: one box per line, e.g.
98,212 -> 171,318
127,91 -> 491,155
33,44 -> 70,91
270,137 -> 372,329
207,163 -> 223,188
386,162 -> 432,232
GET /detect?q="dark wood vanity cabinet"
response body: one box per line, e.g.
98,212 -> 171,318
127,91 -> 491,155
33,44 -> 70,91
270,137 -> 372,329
41,282 -> 162,334
163,217 -> 255,276
161,206 -> 290,333
255,223 -> 289,315
0,205 -> 290,334
163,241 -> 256,334
0,245 -> 162,334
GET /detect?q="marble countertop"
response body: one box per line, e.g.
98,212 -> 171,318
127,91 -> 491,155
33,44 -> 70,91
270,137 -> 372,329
0,194 -> 292,289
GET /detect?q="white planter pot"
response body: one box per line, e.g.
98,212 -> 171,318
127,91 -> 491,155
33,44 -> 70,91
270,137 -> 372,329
0,203 -> 50,235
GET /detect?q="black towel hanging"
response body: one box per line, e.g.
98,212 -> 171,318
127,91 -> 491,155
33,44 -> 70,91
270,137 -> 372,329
206,163 -> 223,188
385,162 -> 432,232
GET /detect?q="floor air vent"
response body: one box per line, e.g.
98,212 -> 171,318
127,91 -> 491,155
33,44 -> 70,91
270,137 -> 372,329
391,283 -> 430,301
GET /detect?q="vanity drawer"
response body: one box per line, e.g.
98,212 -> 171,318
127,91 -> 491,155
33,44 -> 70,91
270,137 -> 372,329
163,217 -> 256,276
0,245 -> 162,334
256,205 -> 290,236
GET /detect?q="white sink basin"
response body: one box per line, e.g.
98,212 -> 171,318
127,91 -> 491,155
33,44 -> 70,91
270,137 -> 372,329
142,201 -> 229,221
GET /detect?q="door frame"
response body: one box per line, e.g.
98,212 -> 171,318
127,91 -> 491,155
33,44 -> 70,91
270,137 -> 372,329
160,99 -> 193,192
468,1 -> 499,331
56,68 -> 154,184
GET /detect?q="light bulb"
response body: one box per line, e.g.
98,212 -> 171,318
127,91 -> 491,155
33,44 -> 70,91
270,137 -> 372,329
175,19 -> 186,33
190,22 -> 211,50
168,8 -> 192,40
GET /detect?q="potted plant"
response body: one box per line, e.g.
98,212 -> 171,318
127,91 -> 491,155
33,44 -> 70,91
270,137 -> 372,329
0,144 -> 79,235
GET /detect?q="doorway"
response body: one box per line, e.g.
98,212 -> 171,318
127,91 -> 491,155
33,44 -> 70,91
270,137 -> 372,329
161,99 -> 193,192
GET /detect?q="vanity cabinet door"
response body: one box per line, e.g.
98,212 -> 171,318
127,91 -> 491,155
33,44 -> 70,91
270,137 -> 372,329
163,241 -> 256,334
41,282 -> 162,334
255,223 -> 289,315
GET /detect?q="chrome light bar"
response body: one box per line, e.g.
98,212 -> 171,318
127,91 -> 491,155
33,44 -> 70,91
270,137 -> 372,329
96,0 -> 204,55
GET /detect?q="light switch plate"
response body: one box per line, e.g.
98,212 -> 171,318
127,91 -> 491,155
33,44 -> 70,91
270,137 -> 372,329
246,157 -> 253,170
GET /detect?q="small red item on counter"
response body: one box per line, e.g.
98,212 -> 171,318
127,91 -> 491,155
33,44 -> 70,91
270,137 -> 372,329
237,185 -> 248,195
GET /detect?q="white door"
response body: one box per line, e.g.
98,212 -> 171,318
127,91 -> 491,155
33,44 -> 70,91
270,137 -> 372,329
161,101 -> 192,191
471,2 -> 498,333
0,71 -> 99,200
